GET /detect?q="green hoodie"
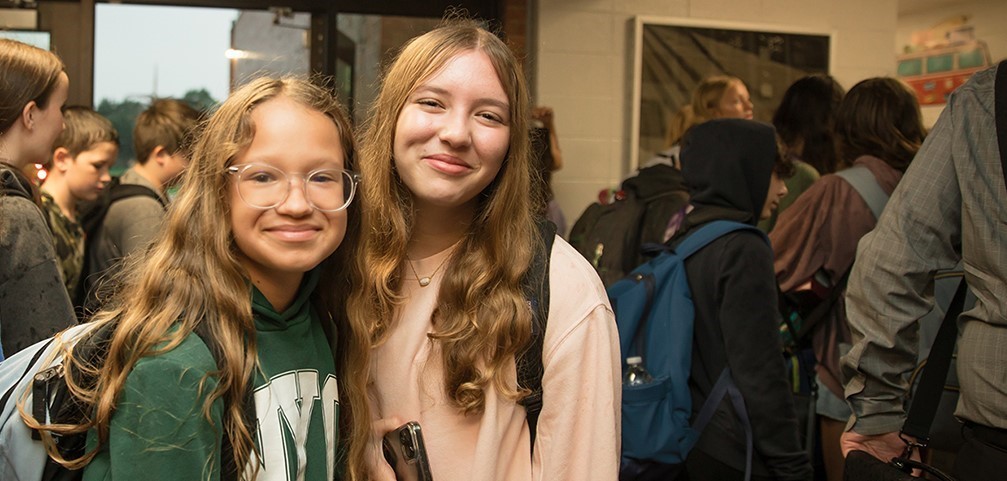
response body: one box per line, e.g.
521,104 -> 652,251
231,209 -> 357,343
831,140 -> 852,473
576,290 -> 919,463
83,269 -> 338,480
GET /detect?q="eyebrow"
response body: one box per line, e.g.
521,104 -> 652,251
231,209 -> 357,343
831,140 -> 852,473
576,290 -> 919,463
413,85 -> 510,112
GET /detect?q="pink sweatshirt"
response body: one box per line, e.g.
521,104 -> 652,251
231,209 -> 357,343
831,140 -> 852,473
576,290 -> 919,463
369,237 -> 621,481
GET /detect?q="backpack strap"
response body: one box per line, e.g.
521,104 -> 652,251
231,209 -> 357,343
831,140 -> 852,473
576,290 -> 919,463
675,220 -> 767,260
900,280 -> 968,448
835,165 -> 889,220
688,368 -> 755,481
516,219 -> 557,453
996,60 -> 1007,191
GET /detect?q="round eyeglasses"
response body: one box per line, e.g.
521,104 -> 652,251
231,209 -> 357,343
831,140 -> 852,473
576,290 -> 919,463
226,163 -> 360,212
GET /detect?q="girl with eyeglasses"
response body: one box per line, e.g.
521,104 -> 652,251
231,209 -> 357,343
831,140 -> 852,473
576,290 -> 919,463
27,76 -> 360,480
342,19 -> 621,481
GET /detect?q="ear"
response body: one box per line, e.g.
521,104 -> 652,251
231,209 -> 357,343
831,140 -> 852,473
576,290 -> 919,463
151,145 -> 169,166
52,147 -> 73,172
20,101 -> 38,131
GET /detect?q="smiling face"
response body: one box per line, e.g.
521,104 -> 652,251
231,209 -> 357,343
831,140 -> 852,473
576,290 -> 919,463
715,81 -> 754,120
229,95 -> 348,291
392,49 -> 511,218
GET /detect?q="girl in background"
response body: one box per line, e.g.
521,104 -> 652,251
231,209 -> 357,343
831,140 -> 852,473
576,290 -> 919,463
28,76 -> 360,480
0,39 -> 74,358
759,74 -> 846,232
344,20 -> 621,481
770,77 -> 926,481
691,75 -> 754,122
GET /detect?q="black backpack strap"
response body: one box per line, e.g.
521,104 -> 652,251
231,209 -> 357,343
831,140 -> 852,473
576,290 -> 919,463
109,183 -> 166,207
996,60 -> 1007,191
900,280 -> 968,446
516,219 -> 557,453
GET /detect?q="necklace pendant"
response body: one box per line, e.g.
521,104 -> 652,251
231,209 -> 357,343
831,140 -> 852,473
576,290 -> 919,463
419,277 -> 431,287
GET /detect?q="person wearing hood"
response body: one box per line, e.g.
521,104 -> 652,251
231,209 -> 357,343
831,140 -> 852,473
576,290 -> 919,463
671,118 -> 812,481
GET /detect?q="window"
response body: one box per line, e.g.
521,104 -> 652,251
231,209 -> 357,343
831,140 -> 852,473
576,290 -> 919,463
958,48 -> 986,69
926,54 -> 954,74
897,58 -> 923,77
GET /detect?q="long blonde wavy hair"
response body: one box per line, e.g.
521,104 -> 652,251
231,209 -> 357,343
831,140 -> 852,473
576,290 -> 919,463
21,76 -> 359,479
343,19 -> 536,481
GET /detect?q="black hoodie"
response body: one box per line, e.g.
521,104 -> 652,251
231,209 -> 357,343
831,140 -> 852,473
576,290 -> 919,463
673,120 -> 812,480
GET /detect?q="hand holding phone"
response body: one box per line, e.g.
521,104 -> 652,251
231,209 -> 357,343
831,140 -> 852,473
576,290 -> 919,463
382,421 -> 434,481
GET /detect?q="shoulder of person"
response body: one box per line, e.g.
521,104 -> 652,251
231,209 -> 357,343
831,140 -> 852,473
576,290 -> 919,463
546,237 -> 613,323
129,329 -> 220,383
0,194 -> 49,241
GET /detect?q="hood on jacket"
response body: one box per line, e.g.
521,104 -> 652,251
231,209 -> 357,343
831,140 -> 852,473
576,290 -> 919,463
680,118 -> 778,225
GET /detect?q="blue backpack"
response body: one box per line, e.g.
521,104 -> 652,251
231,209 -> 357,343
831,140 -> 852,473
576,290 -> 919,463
609,220 -> 760,480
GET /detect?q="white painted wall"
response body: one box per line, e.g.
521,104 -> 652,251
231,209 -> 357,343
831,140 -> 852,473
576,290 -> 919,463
534,0 -> 899,234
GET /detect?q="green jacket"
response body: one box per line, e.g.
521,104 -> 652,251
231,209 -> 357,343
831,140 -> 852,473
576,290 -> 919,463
83,270 -> 339,480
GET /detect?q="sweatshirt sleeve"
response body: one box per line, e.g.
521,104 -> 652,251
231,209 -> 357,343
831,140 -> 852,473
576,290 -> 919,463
533,240 -> 621,481
83,335 -> 224,481
717,234 -> 812,481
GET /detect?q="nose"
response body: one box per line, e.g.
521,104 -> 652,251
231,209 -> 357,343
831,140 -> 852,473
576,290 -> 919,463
275,176 -> 313,217
437,111 -> 472,149
779,182 -> 789,198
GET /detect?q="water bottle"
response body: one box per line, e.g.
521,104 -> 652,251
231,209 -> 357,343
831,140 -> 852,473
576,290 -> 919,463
624,356 -> 653,386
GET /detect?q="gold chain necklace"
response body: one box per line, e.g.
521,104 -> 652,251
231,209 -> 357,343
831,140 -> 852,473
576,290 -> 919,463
406,250 -> 453,287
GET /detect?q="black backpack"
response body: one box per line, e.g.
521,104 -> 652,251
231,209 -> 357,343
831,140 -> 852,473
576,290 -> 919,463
75,177 -> 166,314
569,164 -> 690,286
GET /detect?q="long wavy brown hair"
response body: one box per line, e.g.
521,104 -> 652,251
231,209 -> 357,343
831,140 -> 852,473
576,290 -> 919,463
343,19 -> 536,481
20,76 -> 359,480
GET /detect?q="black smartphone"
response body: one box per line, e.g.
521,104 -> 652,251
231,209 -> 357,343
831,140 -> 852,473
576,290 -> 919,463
382,421 -> 434,481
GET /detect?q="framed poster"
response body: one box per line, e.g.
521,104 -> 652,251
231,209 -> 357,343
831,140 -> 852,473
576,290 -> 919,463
630,17 -> 832,170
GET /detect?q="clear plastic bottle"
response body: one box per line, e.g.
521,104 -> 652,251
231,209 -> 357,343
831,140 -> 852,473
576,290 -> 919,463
623,356 -> 653,386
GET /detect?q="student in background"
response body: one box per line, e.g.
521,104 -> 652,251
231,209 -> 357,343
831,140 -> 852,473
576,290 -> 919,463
344,20 -> 620,481
841,60 -> 1007,481
39,107 -> 117,299
770,77 -> 926,481
85,98 -> 201,308
670,118 -> 811,481
691,75 -> 754,123
759,74 -> 846,232
28,76 -> 359,480
0,38 -> 75,357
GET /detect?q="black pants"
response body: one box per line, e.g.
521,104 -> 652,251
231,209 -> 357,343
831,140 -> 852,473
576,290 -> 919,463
954,422 -> 1007,481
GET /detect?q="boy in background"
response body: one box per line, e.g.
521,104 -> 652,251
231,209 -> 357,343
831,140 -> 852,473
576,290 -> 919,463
39,106 -> 116,298
672,119 -> 811,481
84,99 -> 201,308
